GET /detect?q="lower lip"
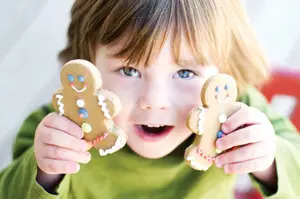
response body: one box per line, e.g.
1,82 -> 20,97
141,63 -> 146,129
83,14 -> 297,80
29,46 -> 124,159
134,125 -> 174,142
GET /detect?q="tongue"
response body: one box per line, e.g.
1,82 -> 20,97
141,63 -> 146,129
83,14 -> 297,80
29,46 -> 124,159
141,125 -> 166,134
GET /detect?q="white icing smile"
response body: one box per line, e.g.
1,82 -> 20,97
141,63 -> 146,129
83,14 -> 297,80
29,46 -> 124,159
71,84 -> 87,93
215,94 -> 229,103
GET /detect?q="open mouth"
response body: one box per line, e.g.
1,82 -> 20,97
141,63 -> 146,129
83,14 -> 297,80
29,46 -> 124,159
70,83 -> 87,93
135,124 -> 174,142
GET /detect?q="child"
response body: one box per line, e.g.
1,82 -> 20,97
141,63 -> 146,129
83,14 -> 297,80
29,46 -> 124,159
1,0 -> 300,198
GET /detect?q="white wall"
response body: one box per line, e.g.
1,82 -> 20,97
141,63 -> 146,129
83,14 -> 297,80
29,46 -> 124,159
242,0 -> 300,71
1,0 -> 300,170
0,0 -> 73,169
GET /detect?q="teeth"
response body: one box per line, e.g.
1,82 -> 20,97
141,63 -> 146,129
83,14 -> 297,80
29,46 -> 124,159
144,124 -> 165,128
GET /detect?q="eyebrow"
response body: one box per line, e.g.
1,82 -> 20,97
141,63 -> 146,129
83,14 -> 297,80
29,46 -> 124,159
176,59 -> 199,68
107,52 -> 125,59
107,52 -> 200,69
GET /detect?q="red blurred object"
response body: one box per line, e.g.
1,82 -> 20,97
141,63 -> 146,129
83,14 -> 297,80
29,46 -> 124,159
234,68 -> 300,199
261,69 -> 300,131
234,188 -> 263,199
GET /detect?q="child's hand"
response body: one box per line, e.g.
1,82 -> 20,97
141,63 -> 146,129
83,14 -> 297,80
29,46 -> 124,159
34,113 -> 91,175
214,104 -> 276,174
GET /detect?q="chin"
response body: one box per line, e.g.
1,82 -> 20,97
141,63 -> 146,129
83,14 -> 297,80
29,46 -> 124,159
129,146 -> 173,159
126,138 -> 182,159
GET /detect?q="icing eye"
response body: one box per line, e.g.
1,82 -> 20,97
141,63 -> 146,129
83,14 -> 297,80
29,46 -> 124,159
78,75 -> 85,82
224,84 -> 229,90
215,86 -> 220,93
68,75 -> 74,83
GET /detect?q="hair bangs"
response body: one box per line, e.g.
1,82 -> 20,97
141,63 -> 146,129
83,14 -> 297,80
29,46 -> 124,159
60,0 -> 269,90
97,0 -> 173,67
95,0 -> 230,69
174,0 -> 232,70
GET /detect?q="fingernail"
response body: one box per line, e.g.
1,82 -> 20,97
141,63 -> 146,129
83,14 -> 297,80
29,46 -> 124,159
87,142 -> 93,150
222,125 -> 229,133
81,141 -> 88,151
216,140 -> 222,150
224,165 -> 230,173
215,159 -> 222,168
85,152 -> 91,162
76,164 -> 80,172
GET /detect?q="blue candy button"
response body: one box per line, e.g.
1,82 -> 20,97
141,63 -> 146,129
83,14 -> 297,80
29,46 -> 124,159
217,130 -> 223,139
78,108 -> 88,119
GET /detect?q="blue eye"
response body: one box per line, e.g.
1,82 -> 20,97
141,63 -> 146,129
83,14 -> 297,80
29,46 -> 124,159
78,75 -> 85,82
224,84 -> 229,90
215,86 -> 220,92
68,75 -> 74,83
120,67 -> 140,77
176,69 -> 195,79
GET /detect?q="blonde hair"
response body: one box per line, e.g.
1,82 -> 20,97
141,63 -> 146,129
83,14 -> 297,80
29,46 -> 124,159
59,0 -> 270,91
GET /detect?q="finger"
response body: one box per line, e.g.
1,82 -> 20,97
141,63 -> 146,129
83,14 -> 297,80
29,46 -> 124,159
216,124 -> 269,151
223,155 -> 273,174
43,144 -> 91,164
222,105 -> 264,134
215,141 -> 269,167
41,126 -> 89,152
43,113 -> 84,139
39,159 -> 80,174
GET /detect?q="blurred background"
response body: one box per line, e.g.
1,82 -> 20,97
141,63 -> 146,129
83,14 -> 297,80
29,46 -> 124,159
1,0 -> 300,197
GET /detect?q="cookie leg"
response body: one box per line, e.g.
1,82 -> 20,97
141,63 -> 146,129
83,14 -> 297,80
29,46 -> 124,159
93,125 -> 127,156
184,144 -> 215,171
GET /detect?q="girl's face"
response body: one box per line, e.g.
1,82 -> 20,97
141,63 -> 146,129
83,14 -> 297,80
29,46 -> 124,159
95,35 -> 217,159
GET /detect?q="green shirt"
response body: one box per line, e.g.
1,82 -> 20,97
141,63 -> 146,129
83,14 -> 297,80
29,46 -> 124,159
1,87 -> 300,199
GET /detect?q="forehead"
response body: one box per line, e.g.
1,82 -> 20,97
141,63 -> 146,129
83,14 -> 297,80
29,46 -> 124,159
100,32 -> 200,67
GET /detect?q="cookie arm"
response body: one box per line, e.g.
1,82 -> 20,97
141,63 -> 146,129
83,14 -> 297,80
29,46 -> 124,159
186,106 -> 205,135
96,89 -> 122,119
52,89 -> 64,115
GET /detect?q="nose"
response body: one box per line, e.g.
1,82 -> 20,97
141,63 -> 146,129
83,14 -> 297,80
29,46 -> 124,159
137,80 -> 170,111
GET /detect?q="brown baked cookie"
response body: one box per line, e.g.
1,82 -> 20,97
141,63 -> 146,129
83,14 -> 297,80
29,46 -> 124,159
52,59 -> 127,156
184,74 -> 242,171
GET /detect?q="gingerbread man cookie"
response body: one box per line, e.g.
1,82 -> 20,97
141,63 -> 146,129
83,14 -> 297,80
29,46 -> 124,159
184,74 -> 242,171
52,59 -> 127,156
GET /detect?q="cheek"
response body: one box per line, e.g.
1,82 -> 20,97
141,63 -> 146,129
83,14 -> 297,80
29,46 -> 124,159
105,80 -> 137,121
173,80 -> 203,107
98,71 -> 138,126
171,80 -> 204,127
111,92 -> 134,129
101,71 -> 139,99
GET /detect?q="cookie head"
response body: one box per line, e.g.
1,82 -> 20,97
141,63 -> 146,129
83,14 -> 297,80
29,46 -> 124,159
201,74 -> 237,107
60,60 -> 102,93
